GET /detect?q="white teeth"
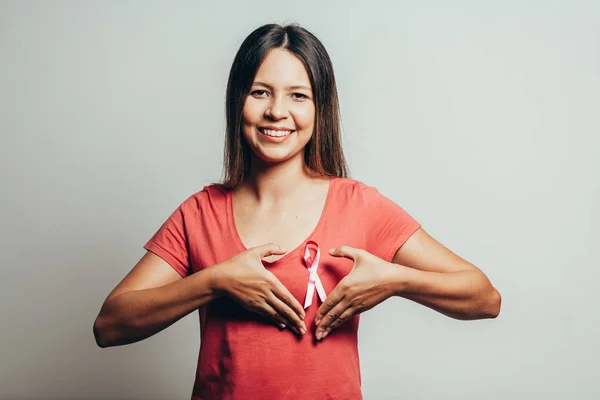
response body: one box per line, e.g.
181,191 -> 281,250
261,128 -> 292,137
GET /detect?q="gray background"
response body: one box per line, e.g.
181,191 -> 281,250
1,1 -> 598,399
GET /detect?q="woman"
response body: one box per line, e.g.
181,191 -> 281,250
93,23 -> 501,399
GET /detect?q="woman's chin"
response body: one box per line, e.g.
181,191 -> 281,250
252,148 -> 301,165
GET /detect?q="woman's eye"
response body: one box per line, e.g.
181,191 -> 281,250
292,93 -> 308,100
251,90 -> 268,97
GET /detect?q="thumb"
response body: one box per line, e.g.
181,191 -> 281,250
328,245 -> 359,260
254,242 -> 287,258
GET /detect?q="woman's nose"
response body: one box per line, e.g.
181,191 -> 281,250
266,97 -> 288,119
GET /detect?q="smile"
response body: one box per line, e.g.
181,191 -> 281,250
258,127 -> 295,137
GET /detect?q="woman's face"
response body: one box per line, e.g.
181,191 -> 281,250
242,48 -> 315,165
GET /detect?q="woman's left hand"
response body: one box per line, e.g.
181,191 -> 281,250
314,245 -> 403,340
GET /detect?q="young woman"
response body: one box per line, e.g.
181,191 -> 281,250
93,23 -> 501,400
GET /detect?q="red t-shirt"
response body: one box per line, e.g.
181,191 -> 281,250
144,177 -> 421,400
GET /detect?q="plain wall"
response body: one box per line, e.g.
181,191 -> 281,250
1,1 -> 598,399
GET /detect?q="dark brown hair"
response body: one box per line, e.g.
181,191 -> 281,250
219,23 -> 349,188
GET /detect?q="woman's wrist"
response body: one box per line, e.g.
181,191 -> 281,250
206,263 -> 229,297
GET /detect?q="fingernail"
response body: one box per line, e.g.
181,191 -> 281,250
322,330 -> 329,339
300,328 -> 306,335
280,323 -> 286,329
315,319 -> 320,325
316,332 -> 322,340
329,248 -> 335,253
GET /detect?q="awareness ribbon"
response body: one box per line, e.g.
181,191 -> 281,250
303,240 -> 327,309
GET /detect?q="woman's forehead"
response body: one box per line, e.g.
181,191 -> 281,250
253,48 -> 311,88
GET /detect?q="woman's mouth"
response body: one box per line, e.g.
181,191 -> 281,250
258,127 -> 295,138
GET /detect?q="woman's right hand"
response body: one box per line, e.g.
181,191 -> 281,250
211,243 -> 307,335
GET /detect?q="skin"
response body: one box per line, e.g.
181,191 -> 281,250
241,48 -> 315,166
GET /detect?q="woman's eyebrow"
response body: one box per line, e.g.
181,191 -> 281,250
253,81 -> 312,91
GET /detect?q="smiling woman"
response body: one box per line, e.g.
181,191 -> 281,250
222,24 -> 347,188
93,22 -> 500,400
242,48 -> 315,156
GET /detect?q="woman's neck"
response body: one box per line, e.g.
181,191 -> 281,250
242,155 -> 320,205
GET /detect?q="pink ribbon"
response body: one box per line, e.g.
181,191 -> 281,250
303,240 -> 327,309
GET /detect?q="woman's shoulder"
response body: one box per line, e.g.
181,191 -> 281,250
328,177 -> 374,207
331,177 -> 395,208
174,182 -> 229,216
332,176 -> 371,193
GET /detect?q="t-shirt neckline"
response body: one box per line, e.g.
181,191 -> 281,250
226,176 -> 336,265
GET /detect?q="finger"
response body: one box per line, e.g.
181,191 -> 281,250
253,243 -> 287,258
268,294 -> 306,335
315,286 -> 346,326
270,276 -> 306,321
255,302 -> 289,329
328,245 -> 360,260
324,306 -> 356,336
316,300 -> 348,340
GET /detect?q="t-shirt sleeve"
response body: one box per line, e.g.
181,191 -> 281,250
361,183 -> 421,262
143,195 -> 199,278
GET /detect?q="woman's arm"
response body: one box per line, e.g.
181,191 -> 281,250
390,228 -> 501,320
313,228 -> 501,339
93,251 -> 222,348
94,244 -> 308,347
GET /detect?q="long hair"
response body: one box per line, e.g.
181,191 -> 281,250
219,23 -> 349,188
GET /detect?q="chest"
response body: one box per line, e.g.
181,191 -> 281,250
233,196 -> 327,263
